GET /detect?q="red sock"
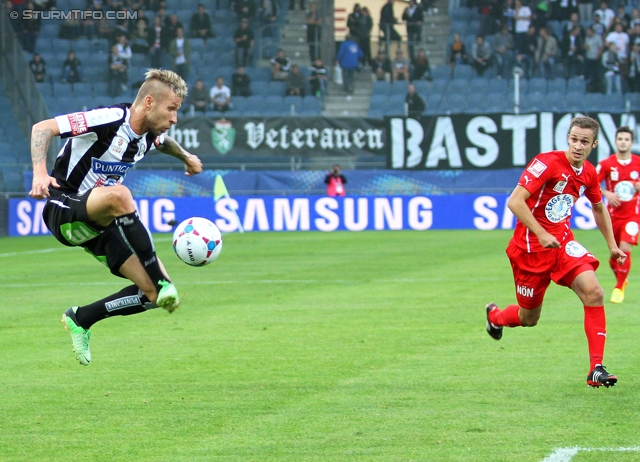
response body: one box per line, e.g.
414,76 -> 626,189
615,252 -> 631,289
489,304 -> 522,327
584,305 -> 606,371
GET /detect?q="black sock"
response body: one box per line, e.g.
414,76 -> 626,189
75,285 -> 156,329
115,211 -> 168,288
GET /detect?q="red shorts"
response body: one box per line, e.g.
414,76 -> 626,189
612,218 -> 640,246
506,239 -> 600,309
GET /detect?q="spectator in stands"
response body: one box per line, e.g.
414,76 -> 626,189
493,23 -> 515,79
164,14 -> 183,44
80,8 -> 96,40
20,1 -> 40,54
562,25 -> 585,79
289,0 -> 304,10
360,7 -> 373,65
108,43 -> 128,96
234,0 -> 256,23
630,8 -> 640,30
286,64 -> 306,96
535,26 -> 558,79
411,48 -> 432,80
602,42 -> 622,94
347,4 -> 364,41
531,2 -> 550,33
29,53 -> 46,83
190,4 -> 214,40
405,83 -> 425,117
112,18 -> 131,42
186,79 -> 209,113
562,12 -> 583,42
595,1 -> 615,32
502,0 -> 516,32
371,49 -> 392,82
606,21 -> 630,85
471,34 -> 493,76
584,25 -> 604,92
210,76 -> 232,112
448,32 -> 468,72
391,48 -> 410,81
5,1 -> 21,35
231,65 -> 252,96
62,50 -> 83,84
555,0 -> 575,22
592,13 -> 606,37
514,24 -> 537,79
615,5 -> 631,30
156,6 -> 168,26
578,0 -> 593,22
116,34 -> 133,66
514,0 -> 532,52
169,27 -> 190,80
60,13 -> 81,40
380,0 -> 401,45
130,10 -> 149,43
309,57 -> 328,97
325,165 -> 347,196
148,15 -> 165,68
629,22 -> 640,45
628,42 -> 640,92
259,0 -> 279,37
271,48 -> 291,80
336,34 -> 363,95
402,0 -> 423,62
234,18 -> 254,67
96,11 -> 114,39
306,1 -> 323,61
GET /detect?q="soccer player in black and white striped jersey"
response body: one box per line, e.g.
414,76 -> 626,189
29,69 -> 203,366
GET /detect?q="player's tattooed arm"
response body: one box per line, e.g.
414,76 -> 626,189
29,119 -> 61,199
156,135 -> 203,176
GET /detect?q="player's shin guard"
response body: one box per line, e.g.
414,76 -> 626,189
584,305 -> 606,371
489,304 -> 522,327
74,285 -> 155,329
115,211 -> 168,288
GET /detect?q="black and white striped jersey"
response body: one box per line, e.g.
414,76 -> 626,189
51,104 -> 164,195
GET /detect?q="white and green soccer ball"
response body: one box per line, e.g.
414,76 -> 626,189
172,217 -> 223,266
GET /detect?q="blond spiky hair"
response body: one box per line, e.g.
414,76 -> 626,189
140,68 -> 188,99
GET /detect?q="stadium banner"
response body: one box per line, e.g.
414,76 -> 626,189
9,194 -> 597,236
167,117 -> 386,156
387,112 -> 640,169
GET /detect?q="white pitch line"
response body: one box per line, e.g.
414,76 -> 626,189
0,277 -> 503,289
0,238 -> 175,258
542,447 -> 640,462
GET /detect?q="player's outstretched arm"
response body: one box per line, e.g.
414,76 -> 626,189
29,119 -> 61,200
592,201 -> 626,265
507,185 -> 560,248
156,135 -> 203,176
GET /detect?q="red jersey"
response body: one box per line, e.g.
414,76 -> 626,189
596,154 -> 640,221
512,150 -> 602,253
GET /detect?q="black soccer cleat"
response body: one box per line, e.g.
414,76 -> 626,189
485,303 -> 503,340
587,365 -> 618,388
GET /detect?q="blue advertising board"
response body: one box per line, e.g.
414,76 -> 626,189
9,194 -> 597,237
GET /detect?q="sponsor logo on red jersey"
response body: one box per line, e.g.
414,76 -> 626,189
527,158 -> 547,178
67,112 -> 88,136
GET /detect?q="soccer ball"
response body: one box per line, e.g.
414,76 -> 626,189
172,217 -> 223,266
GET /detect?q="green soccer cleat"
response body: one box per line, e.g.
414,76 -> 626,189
61,307 -> 91,366
157,280 -> 180,313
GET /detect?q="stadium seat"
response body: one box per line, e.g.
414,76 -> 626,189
302,96 -> 322,114
431,65 -> 452,80
545,91 -> 565,111
391,80 -> 409,95
366,107 -> 385,119
444,94 -> 468,113
468,78 -> 487,95
546,78 -> 566,94
526,78 -> 547,94
413,80 -> 430,95
54,83 -> 75,99
251,81 -> 269,95
567,77 -> 587,94
284,95 -> 304,114
450,7 -> 472,21
269,80 -> 286,96
446,78 -> 470,95
372,80 -> 391,95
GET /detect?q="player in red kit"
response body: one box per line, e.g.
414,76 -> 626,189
485,116 -> 626,388
596,126 -> 640,303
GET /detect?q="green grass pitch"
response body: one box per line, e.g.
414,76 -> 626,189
1,230 -> 639,461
